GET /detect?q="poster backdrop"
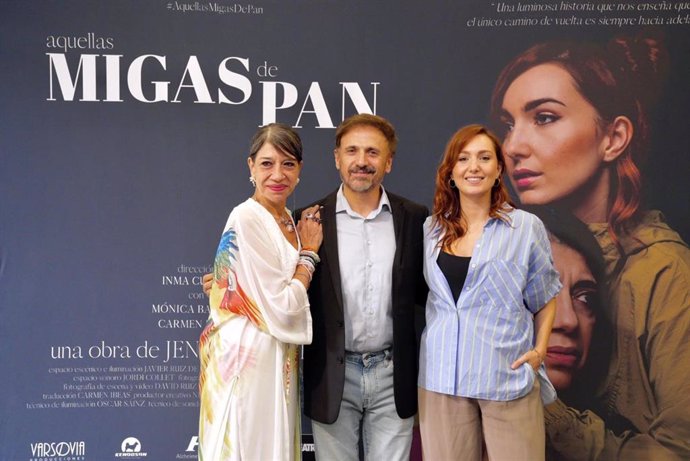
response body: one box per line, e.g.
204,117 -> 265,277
1,1 -> 689,459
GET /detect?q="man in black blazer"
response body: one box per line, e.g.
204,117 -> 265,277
301,114 -> 428,460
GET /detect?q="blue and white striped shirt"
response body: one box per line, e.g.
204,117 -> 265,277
418,207 -> 561,401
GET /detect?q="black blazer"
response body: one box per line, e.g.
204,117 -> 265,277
299,189 -> 428,424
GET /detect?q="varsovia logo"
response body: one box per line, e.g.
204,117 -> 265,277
29,440 -> 86,460
115,436 -> 148,458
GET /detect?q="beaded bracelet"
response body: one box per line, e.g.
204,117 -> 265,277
298,258 -> 316,274
295,248 -> 320,285
296,262 -> 314,283
299,249 -> 321,264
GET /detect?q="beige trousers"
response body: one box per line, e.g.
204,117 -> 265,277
418,380 -> 544,461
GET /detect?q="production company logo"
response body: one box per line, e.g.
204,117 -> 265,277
174,435 -> 198,459
114,436 -> 147,458
29,440 -> 86,460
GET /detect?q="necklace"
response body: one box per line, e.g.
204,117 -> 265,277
274,214 -> 295,233
253,197 -> 295,233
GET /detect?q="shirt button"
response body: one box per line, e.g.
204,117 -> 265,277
471,263 -> 476,268
475,244 -> 480,248
466,286 -> 471,290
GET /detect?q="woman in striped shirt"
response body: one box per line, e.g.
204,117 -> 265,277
418,124 -> 561,461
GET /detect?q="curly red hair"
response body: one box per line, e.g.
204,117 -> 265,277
432,125 -> 515,250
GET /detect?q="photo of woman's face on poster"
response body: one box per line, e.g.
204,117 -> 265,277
499,63 -> 619,218
492,36 -> 690,460
525,205 -> 609,405
3,2 -> 690,459
547,239 -> 598,392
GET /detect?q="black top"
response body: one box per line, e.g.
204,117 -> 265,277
437,251 -> 471,303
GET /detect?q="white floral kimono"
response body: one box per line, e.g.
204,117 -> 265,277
199,198 -> 312,461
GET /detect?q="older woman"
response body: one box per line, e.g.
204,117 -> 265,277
418,124 -> 561,461
525,206 -> 610,407
491,36 -> 690,459
198,124 -> 322,461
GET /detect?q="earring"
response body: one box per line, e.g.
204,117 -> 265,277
493,177 -> 501,188
249,176 -> 256,187
296,178 -> 300,184
449,178 -> 457,189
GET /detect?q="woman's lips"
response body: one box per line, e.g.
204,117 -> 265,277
267,184 -> 288,192
546,346 -> 579,367
512,169 -> 541,189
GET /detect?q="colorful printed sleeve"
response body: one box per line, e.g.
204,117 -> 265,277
231,206 -> 312,345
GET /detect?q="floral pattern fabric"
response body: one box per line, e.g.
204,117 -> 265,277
199,198 -> 312,461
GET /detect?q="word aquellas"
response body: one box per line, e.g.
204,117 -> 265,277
47,53 -> 380,128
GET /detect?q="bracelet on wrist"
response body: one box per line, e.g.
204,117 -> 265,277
295,264 -> 313,283
298,259 -> 315,274
299,249 -> 320,264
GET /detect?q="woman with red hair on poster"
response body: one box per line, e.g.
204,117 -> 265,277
491,35 -> 690,460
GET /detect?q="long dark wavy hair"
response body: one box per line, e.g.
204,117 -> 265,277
523,205 -> 611,410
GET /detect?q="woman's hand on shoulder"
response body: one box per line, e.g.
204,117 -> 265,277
297,205 -> 323,251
